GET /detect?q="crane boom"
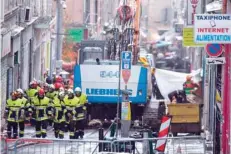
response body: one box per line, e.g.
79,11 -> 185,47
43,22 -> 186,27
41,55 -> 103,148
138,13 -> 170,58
133,0 -> 141,65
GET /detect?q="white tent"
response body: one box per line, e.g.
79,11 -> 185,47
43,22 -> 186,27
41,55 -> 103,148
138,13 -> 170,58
154,68 -> 202,100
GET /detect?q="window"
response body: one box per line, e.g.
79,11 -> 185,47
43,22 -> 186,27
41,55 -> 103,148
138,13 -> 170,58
14,51 -> 19,64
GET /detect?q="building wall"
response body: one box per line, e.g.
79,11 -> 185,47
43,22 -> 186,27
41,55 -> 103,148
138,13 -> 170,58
1,0 -> 55,127
65,0 -> 83,24
1,57 -> 8,119
20,25 -> 33,89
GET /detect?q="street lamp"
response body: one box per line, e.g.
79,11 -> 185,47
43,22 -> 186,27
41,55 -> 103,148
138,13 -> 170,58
55,0 -> 67,75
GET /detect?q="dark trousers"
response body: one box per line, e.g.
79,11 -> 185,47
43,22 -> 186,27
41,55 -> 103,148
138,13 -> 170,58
54,122 -> 65,139
7,121 -> 18,139
75,120 -> 85,139
18,121 -> 25,137
30,118 -> 36,126
67,121 -> 76,139
35,120 -> 47,138
47,119 -> 53,126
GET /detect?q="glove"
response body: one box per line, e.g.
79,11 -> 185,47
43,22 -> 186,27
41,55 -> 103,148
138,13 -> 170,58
67,113 -> 72,119
20,115 -> 25,119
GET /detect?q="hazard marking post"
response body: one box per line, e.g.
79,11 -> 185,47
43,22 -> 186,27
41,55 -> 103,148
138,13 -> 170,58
155,116 -> 172,152
121,51 -> 132,85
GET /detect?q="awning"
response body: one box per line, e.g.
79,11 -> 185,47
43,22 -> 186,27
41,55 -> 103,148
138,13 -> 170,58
206,0 -> 222,12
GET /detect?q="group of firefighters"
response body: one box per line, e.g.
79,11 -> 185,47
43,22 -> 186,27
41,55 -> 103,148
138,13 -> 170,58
4,76 -> 88,140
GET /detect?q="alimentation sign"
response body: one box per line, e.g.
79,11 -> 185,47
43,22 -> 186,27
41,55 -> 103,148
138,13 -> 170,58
194,14 -> 231,44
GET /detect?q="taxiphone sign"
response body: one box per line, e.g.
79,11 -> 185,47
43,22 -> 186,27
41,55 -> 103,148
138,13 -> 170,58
194,14 -> 231,43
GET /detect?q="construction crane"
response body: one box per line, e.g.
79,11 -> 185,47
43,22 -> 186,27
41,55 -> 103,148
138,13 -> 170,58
132,0 -> 141,65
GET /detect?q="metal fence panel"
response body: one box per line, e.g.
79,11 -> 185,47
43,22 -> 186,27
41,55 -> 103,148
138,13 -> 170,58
111,136 -> 206,154
6,136 -> 206,154
7,138 -> 112,154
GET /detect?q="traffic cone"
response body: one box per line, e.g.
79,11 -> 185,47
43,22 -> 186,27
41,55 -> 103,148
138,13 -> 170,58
176,145 -> 182,154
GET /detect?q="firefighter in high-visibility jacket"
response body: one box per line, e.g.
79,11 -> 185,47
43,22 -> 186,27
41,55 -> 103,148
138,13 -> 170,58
45,84 -> 58,127
5,92 -> 25,139
16,89 -> 28,137
63,89 -> 79,139
46,84 -> 58,99
74,87 -> 88,139
26,81 -> 39,99
52,92 -> 66,139
26,81 -> 39,126
31,89 -> 50,138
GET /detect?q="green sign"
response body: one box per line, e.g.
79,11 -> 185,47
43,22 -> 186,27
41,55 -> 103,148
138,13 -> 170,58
67,28 -> 84,42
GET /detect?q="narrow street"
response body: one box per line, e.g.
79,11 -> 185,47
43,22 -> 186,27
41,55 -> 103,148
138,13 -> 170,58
1,0 -> 231,154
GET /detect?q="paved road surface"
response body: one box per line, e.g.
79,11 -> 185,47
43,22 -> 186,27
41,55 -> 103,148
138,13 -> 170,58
4,126 -> 206,154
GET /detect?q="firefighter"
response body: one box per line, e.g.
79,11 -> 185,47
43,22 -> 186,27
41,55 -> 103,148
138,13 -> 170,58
46,84 -> 58,99
44,83 -> 49,93
74,87 -> 88,139
31,89 -> 50,138
26,81 -> 39,126
52,92 -> 66,139
5,92 -> 24,139
26,81 -> 38,99
64,89 -> 79,139
46,84 -> 58,126
16,89 -> 28,137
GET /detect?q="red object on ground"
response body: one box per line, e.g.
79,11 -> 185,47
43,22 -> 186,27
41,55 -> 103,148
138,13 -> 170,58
155,116 -> 171,152
5,138 -> 53,143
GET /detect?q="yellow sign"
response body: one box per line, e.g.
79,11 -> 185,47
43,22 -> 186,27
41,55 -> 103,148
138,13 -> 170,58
121,102 -> 131,120
183,28 -> 205,47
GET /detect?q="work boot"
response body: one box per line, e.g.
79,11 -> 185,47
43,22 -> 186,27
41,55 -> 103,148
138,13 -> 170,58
79,131 -> 84,139
36,134 -> 41,138
59,134 -> 64,139
41,133 -> 47,138
75,131 -> 79,139
13,133 -> 18,139
69,136 -> 74,139
7,132 -> 11,139
13,136 -> 17,139
54,131 -> 59,138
